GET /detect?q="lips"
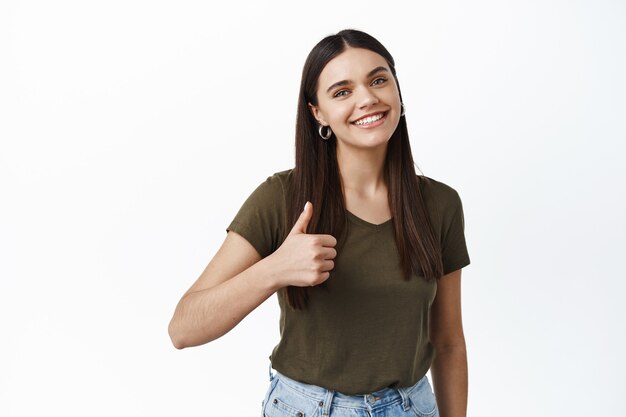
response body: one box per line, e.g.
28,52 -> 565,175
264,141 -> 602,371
351,111 -> 387,125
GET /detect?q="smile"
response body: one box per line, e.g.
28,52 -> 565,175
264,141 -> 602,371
351,112 -> 387,128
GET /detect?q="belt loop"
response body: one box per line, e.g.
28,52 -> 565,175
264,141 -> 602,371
321,388 -> 335,416
397,386 -> 411,411
268,361 -> 274,382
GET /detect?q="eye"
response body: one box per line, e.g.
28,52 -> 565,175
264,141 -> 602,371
371,77 -> 387,86
334,89 -> 349,98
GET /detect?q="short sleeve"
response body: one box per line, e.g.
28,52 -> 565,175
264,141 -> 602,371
441,190 -> 471,275
225,173 -> 287,259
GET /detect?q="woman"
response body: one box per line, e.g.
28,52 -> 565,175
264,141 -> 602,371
168,29 -> 471,417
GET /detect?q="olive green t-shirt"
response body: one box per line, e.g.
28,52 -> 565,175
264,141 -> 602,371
226,168 -> 470,395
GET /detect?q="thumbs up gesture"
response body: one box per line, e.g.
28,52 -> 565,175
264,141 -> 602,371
269,201 -> 337,288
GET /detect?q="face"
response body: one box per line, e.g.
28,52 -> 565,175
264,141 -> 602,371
308,47 -> 402,151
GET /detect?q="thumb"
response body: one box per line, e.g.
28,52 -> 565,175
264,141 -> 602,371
289,201 -> 312,235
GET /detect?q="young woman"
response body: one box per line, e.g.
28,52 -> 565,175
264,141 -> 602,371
168,29 -> 471,417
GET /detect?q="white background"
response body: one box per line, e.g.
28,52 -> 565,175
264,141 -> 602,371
1,0 -> 625,416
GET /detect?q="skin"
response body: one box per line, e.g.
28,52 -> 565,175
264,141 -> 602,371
169,46 -> 467,417
429,269 -> 468,417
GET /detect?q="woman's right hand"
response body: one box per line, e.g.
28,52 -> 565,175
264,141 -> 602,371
268,201 -> 337,288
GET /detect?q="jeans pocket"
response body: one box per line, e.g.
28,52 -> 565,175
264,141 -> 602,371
264,379 -> 318,417
408,376 -> 438,417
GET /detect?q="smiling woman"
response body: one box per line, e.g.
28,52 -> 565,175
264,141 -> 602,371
168,28 -> 471,417
308,47 -> 402,154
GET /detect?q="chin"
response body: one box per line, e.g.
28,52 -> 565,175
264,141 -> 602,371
340,135 -> 392,150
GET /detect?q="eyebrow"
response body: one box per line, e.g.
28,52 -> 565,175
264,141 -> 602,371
325,66 -> 389,94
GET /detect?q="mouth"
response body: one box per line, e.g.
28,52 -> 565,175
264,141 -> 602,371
351,111 -> 388,128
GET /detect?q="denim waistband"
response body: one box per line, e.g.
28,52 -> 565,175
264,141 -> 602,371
268,363 -> 415,413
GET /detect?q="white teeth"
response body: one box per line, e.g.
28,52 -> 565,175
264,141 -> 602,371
354,113 -> 384,125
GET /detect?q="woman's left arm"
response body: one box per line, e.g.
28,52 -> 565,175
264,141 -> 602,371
429,268 -> 468,417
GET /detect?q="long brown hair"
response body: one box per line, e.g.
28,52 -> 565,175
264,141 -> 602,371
281,29 -> 444,310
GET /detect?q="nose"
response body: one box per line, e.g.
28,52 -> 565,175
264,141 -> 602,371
355,86 -> 379,108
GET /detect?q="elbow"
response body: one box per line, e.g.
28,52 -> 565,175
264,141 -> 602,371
168,320 -> 188,350
432,339 -> 467,355
168,319 -> 220,349
171,338 -> 186,350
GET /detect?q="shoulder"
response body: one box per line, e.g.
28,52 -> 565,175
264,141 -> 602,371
257,168 -> 294,196
418,175 -> 463,212
269,168 -> 294,186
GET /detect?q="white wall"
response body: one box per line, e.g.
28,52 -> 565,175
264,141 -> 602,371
1,0 -> 624,416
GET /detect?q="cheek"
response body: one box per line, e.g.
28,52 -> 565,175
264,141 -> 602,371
317,99 -> 350,125
327,105 -> 353,125
383,81 -> 401,103
383,87 -> 401,105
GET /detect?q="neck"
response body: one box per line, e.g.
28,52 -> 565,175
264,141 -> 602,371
336,141 -> 388,197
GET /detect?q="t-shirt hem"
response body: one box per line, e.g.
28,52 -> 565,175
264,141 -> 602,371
226,220 -> 266,258
443,257 -> 471,276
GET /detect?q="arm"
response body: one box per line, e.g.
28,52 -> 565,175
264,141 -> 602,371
429,268 -> 468,417
168,202 -> 336,349
168,230 -> 281,349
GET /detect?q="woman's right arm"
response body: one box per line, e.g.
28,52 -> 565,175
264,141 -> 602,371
168,202 -> 337,349
168,230 -> 280,349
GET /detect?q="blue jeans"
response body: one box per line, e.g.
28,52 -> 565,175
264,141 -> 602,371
261,363 -> 440,417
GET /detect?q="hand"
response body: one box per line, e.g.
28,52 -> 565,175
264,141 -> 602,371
269,201 -> 337,288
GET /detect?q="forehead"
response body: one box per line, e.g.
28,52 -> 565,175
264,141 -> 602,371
318,47 -> 388,86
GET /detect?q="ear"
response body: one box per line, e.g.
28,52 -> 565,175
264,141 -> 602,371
307,102 -> 327,126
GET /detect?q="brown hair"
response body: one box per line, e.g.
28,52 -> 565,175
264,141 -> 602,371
281,29 -> 444,310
